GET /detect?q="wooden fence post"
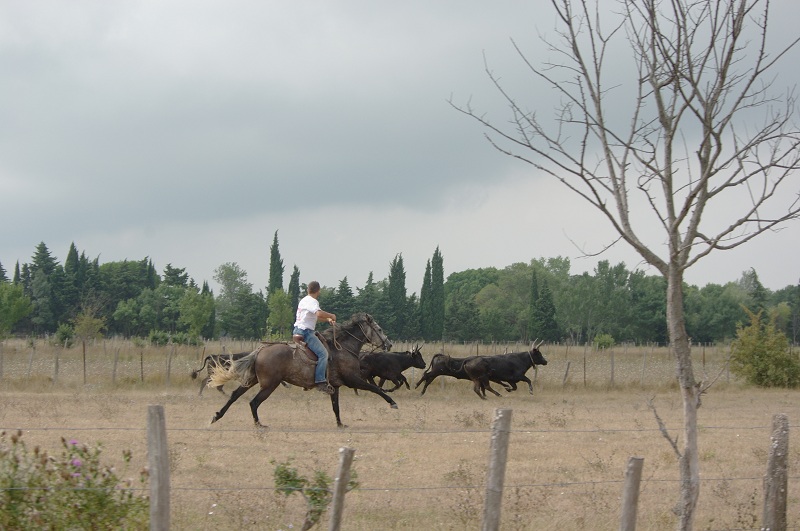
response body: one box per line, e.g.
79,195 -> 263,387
0,341 -> 4,379
147,405 -> 170,531
328,446 -> 355,531
26,342 -> 35,380
762,413 -> 789,531
82,340 -> 87,385
562,361 -> 571,387
610,349 -> 615,387
112,348 -> 120,385
619,456 -> 644,531
482,408 -> 512,531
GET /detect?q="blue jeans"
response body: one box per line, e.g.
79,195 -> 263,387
294,327 -> 329,383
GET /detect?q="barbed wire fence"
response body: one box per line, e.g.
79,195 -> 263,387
1,408 -> 794,530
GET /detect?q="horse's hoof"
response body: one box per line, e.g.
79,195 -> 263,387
390,404 -> 398,409
210,416 -> 218,425
338,424 -> 348,429
255,423 -> 268,430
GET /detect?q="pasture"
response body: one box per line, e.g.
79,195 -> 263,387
0,338 -> 798,530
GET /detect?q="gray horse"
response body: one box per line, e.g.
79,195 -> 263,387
208,312 -> 397,428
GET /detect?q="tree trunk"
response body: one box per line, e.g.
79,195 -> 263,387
667,266 -> 700,530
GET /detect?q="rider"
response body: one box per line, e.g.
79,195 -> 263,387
293,281 -> 337,394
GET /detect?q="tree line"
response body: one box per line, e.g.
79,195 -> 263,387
1,234 -> 797,345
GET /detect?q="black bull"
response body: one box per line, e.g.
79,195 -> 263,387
207,313 -> 397,428
415,343 -> 548,399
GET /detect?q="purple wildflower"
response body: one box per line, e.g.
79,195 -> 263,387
71,458 -> 82,467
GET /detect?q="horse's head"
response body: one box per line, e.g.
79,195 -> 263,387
360,313 -> 392,351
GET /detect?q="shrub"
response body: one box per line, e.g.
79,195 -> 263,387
0,431 -> 149,529
272,459 -> 358,530
731,308 -> 800,388
148,330 -> 170,346
593,333 -> 615,350
53,323 -> 74,348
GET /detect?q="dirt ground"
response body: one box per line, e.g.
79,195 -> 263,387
1,374 -> 798,530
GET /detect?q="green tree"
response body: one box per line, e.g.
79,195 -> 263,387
534,279 -> 560,342
179,287 -> 215,338
0,283 -> 33,337
266,288 -> 293,338
268,230 -> 285,295
332,277 -> 356,320
444,287 -> 482,341
0,261 -> 7,282
731,308 -> 799,388
163,264 -> 189,288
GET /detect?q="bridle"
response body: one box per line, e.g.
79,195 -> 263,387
330,317 -> 388,357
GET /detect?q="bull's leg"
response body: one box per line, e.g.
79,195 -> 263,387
199,376 -> 209,396
210,383 -> 254,424
483,381 -> 503,397
215,385 -> 228,396
400,375 -> 411,390
248,381 -> 282,427
520,376 -> 534,394
384,378 -> 403,392
472,380 -> 487,400
415,372 -> 437,395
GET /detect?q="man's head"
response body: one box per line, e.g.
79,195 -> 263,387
307,281 -> 321,295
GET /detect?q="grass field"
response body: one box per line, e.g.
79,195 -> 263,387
0,338 -> 798,530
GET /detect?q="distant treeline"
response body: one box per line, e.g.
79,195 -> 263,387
1,238 -> 797,345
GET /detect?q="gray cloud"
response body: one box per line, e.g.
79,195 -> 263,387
1,1 -> 799,292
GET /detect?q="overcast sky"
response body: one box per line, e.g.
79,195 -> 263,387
2,1 -> 799,296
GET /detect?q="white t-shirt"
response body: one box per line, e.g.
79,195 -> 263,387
294,295 -> 321,330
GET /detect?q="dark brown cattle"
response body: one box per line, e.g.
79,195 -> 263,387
414,353 -> 504,399
359,345 -> 426,392
464,341 -> 549,396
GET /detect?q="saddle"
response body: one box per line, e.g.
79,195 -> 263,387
292,332 -> 329,363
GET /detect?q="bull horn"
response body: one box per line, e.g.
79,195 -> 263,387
534,339 -> 544,349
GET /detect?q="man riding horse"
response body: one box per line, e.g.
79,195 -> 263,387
292,280 -> 337,394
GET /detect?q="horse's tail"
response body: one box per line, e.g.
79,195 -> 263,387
190,356 -> 211,380
208,350 -> 258,388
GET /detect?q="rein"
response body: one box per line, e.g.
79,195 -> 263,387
329,319 -> 384,357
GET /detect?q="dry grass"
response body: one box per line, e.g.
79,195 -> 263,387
0,338 -> 798,530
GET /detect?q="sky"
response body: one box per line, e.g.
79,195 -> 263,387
1,1 -> 799,296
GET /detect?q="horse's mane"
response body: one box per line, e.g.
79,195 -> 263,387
319,312 -> 369,342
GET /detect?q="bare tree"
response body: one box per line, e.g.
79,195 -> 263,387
454,1 -> 800,529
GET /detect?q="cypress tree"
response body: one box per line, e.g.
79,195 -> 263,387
288,265 -> 301,312
528,268 -> 540,340
268,230 -> 285,295
430,246 -> 445,340
386,254 -> 408,338
0,261 -> 7,282
419,259 -> 432,339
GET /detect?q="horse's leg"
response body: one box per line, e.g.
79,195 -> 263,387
330,388 -> 344,428
248,381 -> 282,427
216,385 -> 228,397
210,383 -> 254,424
341,374 -> 398,409
199,376 -> 208,396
